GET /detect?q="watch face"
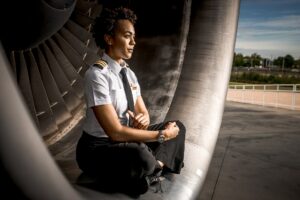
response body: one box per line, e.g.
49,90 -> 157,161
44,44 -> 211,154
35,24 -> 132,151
158,132 -> 165,143
158,136 -> 163,143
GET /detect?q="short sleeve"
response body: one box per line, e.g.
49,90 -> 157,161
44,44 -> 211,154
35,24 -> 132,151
84,69 -> 111,107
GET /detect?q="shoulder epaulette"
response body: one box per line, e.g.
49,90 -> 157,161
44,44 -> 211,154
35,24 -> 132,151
94,59 -> 108,69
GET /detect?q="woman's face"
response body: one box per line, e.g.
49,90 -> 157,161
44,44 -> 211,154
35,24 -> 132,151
106,19 -> 136,63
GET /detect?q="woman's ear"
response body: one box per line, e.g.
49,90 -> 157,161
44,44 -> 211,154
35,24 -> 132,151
104,34 -> 113,46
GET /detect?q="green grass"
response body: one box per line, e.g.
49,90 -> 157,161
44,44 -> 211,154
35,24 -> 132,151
229,82 -> 251,85
230,72 -> 300,84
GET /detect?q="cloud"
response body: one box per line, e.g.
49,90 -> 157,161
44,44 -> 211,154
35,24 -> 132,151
237,28 -> 300,37
236,40 -> 293,50
235,40 -> 300,58
236,13 -> 300,58
238,15 -> 300,29
257,15 -> 300,29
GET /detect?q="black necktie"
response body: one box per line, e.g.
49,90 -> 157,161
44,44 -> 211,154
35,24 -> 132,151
120,68 -> 135,125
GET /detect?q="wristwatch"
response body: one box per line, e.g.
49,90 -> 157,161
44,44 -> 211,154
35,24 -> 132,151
157,130 -> 165,143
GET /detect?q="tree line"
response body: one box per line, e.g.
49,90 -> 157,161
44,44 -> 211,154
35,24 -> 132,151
233,53 -> 300,69
230,72 -> 300,84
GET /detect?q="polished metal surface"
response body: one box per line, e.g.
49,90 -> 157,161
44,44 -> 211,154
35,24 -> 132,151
0,0 -> 240,199
0,45 -> 82,200
166,0 -> 240,199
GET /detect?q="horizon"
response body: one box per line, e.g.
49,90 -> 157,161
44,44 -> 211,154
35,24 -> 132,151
235,0 -> 300,60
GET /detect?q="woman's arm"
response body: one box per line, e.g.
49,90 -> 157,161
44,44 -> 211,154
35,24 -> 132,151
129,96 -> 150,129
92,104 -> 178,142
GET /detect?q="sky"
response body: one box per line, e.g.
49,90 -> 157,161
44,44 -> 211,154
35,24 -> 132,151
235,0 -> 300,59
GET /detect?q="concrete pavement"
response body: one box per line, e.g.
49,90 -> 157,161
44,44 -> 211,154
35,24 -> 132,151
199,101 -> 300,200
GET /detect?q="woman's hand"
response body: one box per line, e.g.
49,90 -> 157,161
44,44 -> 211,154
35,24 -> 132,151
163,122 -> 180,140
128,110 -> 150,130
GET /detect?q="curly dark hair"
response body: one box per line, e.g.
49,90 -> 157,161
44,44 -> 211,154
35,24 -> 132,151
92,7 -> 137,49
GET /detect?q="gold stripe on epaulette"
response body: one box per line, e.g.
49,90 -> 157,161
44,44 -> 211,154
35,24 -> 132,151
94,59 -> 108,69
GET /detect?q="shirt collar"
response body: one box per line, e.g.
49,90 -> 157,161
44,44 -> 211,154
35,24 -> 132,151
102,53 -> 129,74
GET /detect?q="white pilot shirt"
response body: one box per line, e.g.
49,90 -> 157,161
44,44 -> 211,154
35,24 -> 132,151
82,53 -> 141,138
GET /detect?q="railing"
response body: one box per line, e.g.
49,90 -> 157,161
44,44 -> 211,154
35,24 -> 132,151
227,84 -> 300,111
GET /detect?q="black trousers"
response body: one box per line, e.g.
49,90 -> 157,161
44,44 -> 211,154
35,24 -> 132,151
76,120 -> 185,184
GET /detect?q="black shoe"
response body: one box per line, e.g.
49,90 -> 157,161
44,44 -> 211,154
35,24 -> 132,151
136,177 -> 150,194
124,176 -> 149,197
145,168 -> 165,193
127,165 -> 164,196
145,172 -> 162,185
